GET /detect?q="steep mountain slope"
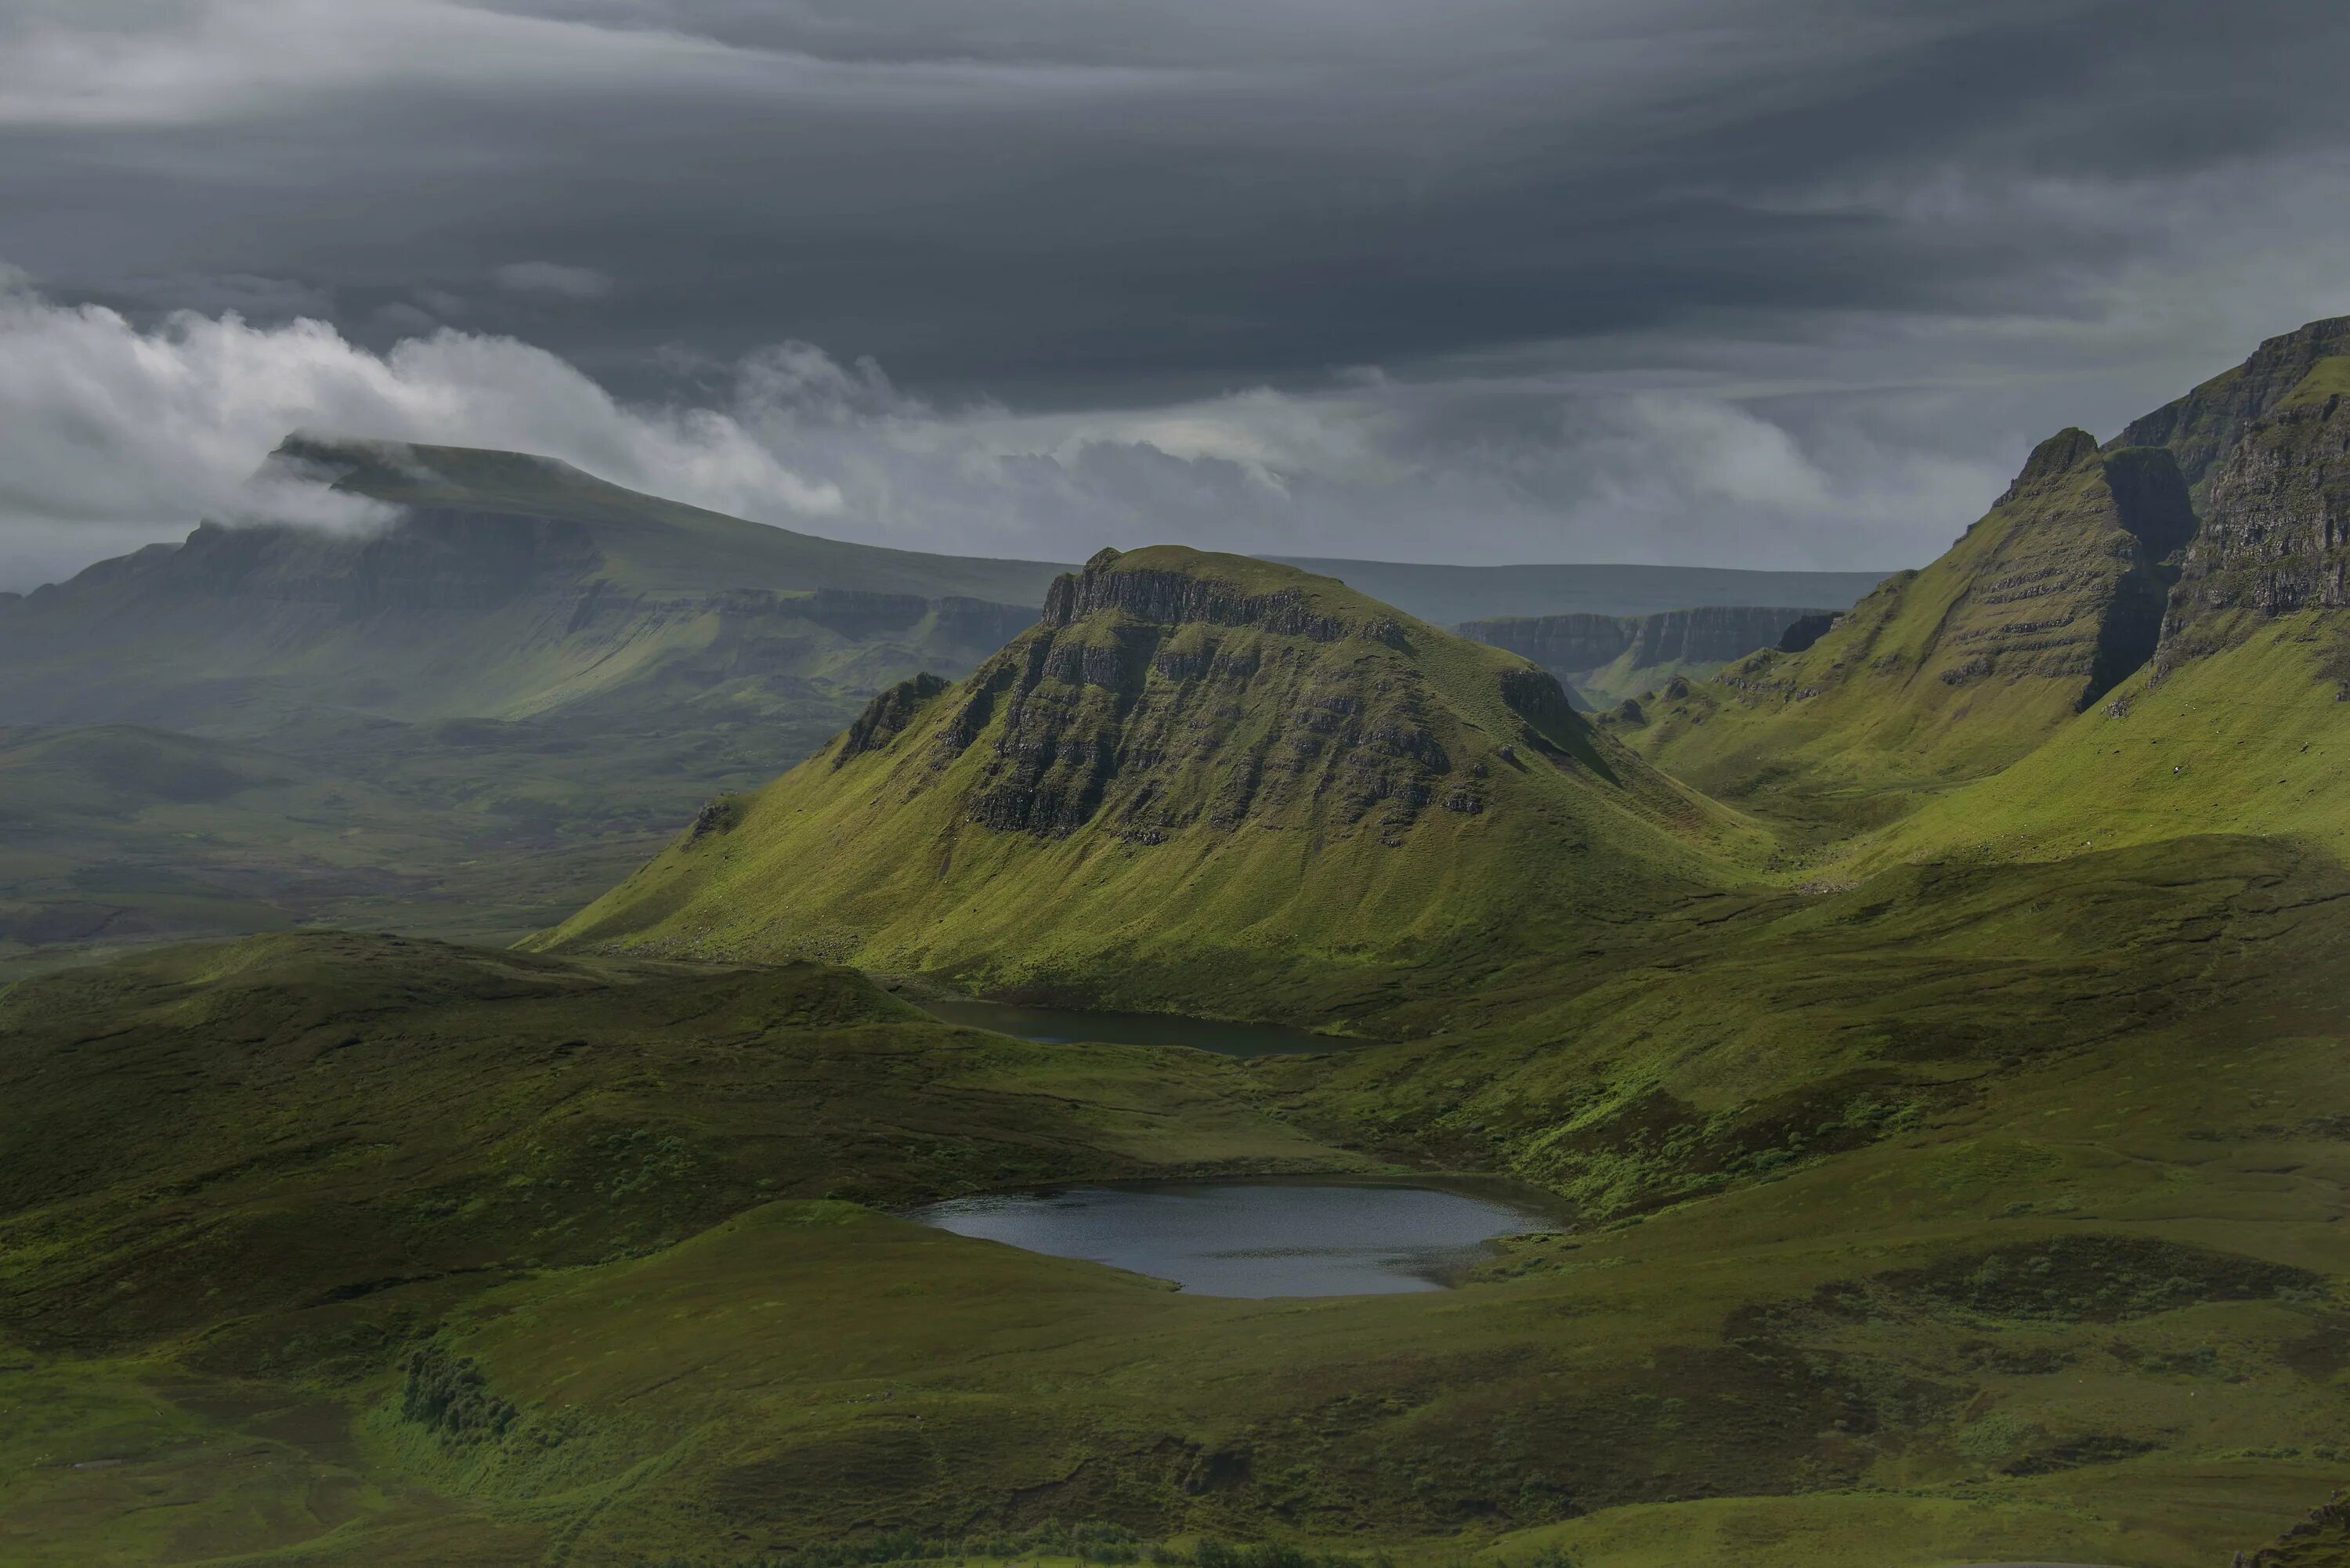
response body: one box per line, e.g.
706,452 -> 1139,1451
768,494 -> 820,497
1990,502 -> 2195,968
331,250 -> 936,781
540,547 -> 1761,1015
1626,431 -> 2196,815
1825,349 -> 2350,871
2116,314 -> 2350,500
1266,556 -> 1888,624
1462,604 -> 1829,704
2157,352 -> 2350,662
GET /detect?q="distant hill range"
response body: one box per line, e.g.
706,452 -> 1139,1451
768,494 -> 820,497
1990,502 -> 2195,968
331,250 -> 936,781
1264,556 -> 1887,626
0,434 -> 1065,733
1459,604 -> 1835,706
0,435 -> 1870,965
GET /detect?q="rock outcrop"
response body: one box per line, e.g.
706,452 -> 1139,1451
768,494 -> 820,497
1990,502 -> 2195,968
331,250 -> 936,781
950,551 -> 1466,840
1774,612 -> 1835,654
836,672 -> 951,764
1041,549 -> 1365,643
2232,1487 -> 2350,1566
2157,360 -> 2350,664
2117,315 -> 2350,498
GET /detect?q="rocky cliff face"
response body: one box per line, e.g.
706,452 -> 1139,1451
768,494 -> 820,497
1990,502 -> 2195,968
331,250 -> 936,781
2157,362 -> 2350,664
2118,316 -> 2350,498
1040,547 -> 1382,643
936,551 -> 1497,841
1918,432 -> 2193,712
837,672 -> 951,764
1459,612 -> 1633,674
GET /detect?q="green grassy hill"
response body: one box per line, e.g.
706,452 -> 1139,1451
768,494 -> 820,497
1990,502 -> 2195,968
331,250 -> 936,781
1623,432 -> 2195,829
537,547 -> 1766,1017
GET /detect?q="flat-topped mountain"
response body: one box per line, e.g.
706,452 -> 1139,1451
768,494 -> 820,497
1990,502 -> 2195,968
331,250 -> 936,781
0,435 -> 1062,732
0,436 -> 1066,959
540,546 -> 1757,1015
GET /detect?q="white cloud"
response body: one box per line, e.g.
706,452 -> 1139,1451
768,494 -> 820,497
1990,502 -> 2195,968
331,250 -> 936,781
0,276 -> 843,583
0,270 -> 2069,591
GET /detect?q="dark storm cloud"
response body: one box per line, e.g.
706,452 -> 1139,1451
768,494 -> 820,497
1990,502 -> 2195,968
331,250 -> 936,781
3,0 -> 2349,583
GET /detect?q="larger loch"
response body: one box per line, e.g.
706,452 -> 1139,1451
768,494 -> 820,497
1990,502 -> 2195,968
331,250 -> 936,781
908,1002 -> 1555,1296
909,1180 -> 1558,1299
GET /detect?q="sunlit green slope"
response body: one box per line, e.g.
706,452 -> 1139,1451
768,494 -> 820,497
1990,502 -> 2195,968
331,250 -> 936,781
539,547 -> 1765,1014
1625,432 -> 2193,822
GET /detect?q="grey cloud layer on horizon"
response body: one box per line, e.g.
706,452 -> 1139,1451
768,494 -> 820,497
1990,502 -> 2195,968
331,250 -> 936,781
3,0 -> 2349,587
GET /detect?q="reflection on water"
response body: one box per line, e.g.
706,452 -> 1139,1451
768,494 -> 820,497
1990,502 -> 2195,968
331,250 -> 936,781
908,1182 -> 1551,1297
914,998 -> 1341,1057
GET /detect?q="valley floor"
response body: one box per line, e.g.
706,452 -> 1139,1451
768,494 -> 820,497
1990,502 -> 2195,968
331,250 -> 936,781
3,831 -> 2345,1567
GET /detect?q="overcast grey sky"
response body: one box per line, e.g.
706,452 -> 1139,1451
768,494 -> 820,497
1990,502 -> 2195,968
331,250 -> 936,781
5,0 -> 2349,586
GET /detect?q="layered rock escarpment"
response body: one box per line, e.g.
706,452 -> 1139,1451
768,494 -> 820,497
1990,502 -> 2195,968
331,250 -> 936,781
1658,430 -> 2200,768
1462,605 -> 1831,692
2156,359 -> 2350,665
1039,547 -> 1379,643
830,547 -> 1587,845
1914,431 -> 2193,713
2118,315 -> 2350,499
836,672 -> 951,764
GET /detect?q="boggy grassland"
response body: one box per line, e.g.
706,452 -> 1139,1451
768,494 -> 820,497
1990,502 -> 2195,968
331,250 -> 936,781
9,327 -> 2350,1567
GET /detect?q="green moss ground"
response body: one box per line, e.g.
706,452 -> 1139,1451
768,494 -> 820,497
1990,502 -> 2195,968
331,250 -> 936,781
9,824 -> 2348,1565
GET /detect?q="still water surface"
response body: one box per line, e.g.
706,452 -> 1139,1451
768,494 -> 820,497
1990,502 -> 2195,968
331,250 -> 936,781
914,998 -> 1340,1057
909,1182 -> 1553,1297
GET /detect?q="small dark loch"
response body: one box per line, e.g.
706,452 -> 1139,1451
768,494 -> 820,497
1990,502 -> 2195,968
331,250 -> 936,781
913,998 -> 1340,1057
